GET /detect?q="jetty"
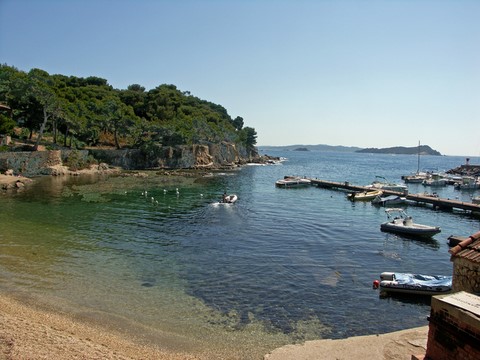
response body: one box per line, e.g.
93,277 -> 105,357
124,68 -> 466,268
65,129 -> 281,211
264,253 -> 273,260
307,178 -> 480,213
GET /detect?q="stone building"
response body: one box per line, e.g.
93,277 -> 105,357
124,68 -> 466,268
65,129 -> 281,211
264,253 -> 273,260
449,231 -> 480,293
414,231 -> 480,360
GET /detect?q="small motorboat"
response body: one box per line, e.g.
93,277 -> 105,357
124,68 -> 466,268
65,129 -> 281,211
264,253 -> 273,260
379,272 -> 452,296
422,173 -> 447,187
372,194 -> 406,206
275,176 -> 311,188
368,176 -> 408,192
222,194 -> 238,204
380,208 -> 441,237
347,189 -> 383,201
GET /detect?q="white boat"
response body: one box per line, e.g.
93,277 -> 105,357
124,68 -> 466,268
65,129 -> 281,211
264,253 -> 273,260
221,194 -> 238,204
380,208 -> 441,237
347,189 -> 383,201
402,142 -> 428,184
371,194 -> 406,206
275,176 -> 311,188
368,176 -> 408,193
379,272 -> 452,296
422,173 -> 447,187
454,176 -> 480,190
402,173 -> 427,183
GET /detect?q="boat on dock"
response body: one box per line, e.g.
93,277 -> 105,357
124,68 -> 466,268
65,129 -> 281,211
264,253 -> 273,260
368,176 -> 408,192
275,176 -> 311,188
372,194 -> 406,206
422,173 -> 447,187
379,272 -> 452,296
347,189 -> 383,201
380,208 -> 441,237
453,176 -> 480,190
402,173 -> 427,183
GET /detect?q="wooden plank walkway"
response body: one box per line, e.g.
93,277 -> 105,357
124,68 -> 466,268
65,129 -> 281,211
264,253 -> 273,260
308,178 -> 480,213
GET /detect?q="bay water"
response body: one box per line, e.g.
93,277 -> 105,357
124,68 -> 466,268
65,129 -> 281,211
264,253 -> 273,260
1,150 -> 479,358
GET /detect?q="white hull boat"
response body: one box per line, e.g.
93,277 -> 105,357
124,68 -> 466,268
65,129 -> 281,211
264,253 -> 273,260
379,272 -> 452,296
214,194 -> 238,205
368,176 -> 408,193
222,194 -> 238,204
372,195 -> 406,206
275,176 -> 311,188
347,189 -> 383,201
380,208 -> 441,237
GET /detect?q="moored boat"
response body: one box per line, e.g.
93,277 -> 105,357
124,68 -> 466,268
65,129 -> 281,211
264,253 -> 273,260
372,194 -> 406,206
379,272 -> 452,296
380,208 -> 441,237
368,176 -> 408,192
347,189 -> 383,201
454,176 -> 480,190
422,173 -> 447,187
275,176 -> 311,188
402,173 -> 427,183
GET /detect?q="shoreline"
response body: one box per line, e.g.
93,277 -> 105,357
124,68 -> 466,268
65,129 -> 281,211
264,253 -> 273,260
0,292 -> 429,360
1,169 -> 430,359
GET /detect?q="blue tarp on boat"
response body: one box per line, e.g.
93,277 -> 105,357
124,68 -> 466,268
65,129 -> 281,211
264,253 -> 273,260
393,273 -> 452,287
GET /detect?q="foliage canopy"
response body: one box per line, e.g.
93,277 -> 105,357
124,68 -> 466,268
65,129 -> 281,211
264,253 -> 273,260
0,65 -> 257,153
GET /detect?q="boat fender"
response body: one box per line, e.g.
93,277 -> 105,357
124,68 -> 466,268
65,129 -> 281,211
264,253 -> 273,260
372,280 -> 380,289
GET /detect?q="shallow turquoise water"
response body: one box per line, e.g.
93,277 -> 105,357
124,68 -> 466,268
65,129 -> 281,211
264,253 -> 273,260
1,151 -> 479,358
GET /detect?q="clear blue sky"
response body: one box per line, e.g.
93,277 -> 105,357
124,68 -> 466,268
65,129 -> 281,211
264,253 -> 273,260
1,0 -> 479,156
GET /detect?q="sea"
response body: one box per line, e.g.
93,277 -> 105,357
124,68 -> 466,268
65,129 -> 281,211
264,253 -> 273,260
1,150 -> 479,359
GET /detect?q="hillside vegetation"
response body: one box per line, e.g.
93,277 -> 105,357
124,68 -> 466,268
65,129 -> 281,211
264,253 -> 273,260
0,65 -> 257,155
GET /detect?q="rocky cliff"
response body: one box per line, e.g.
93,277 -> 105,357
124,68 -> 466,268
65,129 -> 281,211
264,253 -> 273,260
0,142 -> 260,176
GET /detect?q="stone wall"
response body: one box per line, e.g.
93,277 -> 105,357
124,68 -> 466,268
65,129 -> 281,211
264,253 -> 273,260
452,258 -> 480,293
426,292 -> 480,360
0,150 -> 90,177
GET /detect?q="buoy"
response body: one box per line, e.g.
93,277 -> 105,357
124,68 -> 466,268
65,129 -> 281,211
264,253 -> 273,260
373,280 -> 380,289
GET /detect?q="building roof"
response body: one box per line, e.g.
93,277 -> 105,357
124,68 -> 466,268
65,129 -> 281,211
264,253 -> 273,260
449,231 -> 480,263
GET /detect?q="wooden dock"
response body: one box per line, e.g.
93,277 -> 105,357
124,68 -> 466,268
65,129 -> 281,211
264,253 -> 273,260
308,178 -> 480,213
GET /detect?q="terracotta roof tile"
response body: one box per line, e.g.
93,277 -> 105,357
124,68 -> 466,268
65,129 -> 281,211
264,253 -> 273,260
449,231 -> 480,263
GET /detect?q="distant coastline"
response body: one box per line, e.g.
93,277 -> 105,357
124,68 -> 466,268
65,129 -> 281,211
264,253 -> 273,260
259,144 -> 441,155
356,145 -> 441,156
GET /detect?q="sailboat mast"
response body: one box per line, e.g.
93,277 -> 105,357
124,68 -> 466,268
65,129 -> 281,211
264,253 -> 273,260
417,140 -> 420,174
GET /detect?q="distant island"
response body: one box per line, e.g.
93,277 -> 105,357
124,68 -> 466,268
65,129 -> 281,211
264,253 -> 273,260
259,144 -> 362,152
259,144 -> 441,155
356,145 -> 441,156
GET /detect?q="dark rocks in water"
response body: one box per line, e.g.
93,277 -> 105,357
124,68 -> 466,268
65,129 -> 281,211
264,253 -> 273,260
446,164 -> 480,176
293,147 -> 309,151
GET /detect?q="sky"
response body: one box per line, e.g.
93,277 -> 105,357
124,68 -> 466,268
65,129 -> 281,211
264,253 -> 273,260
1,0 -> 479,156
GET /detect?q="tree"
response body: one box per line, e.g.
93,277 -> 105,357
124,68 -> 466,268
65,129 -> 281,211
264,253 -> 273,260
232,116 -> 244,131
27,69 -> 62,150
102,96 -> 139,149
239,126 -> 257,155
